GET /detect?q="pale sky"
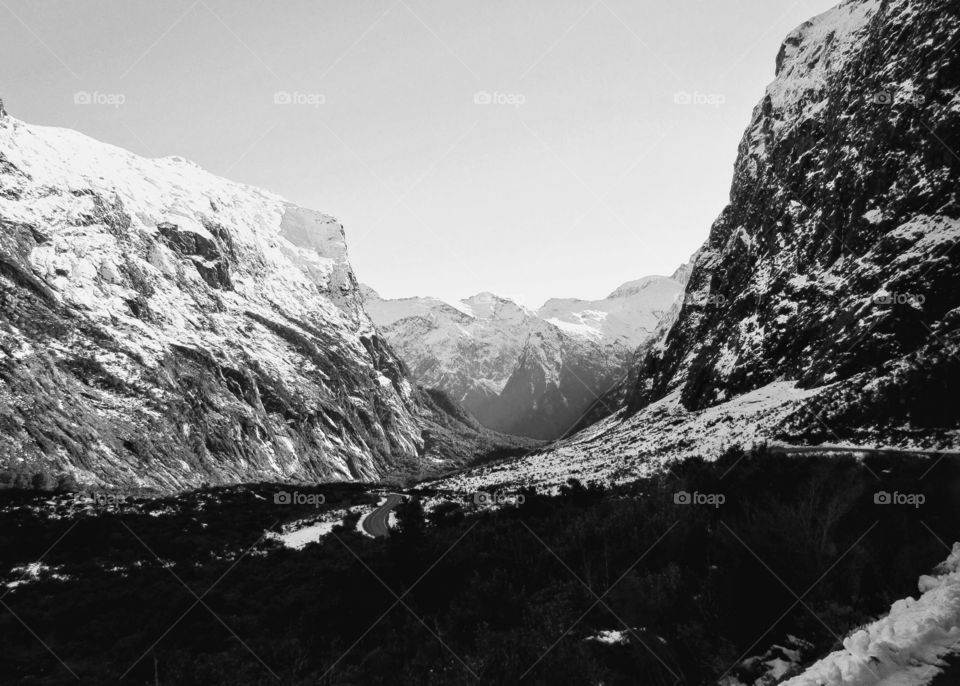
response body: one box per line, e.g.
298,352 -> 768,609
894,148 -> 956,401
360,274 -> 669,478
1,0 -> 839,308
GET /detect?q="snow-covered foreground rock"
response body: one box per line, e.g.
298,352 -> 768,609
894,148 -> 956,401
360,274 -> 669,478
782,543 -> 960,686
0,100 -> 511,490
363,272 -> 684,439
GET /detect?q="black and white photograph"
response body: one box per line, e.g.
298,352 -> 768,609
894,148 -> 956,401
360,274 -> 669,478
1,0 -> 959,683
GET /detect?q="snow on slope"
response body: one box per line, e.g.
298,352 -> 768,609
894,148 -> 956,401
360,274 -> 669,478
2,114 -> 363,349
538,275 -> 683,348
0,105 -> 499,489
782,543 -> 960,686
429,380 -> 824,491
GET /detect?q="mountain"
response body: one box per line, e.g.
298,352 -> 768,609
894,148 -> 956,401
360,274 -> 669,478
432,0 -> 960,490
363,276 -> 684,439
554,261 -> 696,434
537,274 -> 681,348
0,100 -> 518,490
361,289 -> 536,416
627,0 -> 960,444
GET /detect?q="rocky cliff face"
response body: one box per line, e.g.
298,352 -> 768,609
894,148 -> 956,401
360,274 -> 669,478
364,278 -> 683,440
0,105 -> 501,490
628,0 -> 960,445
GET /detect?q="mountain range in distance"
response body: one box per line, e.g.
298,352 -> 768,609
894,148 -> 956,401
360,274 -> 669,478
362,266 -> 688,440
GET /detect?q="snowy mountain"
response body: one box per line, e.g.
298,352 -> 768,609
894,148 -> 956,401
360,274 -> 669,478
537,274 -> 681,348
627,0 -> 960,446
363,276 -> 683,439
0,100 -> 516,490
362,288 -> 538,416
432,0 -> 960,490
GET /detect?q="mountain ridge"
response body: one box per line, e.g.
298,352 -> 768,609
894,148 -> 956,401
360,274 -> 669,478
363,272 -> 686,438
0,104 -> 515,490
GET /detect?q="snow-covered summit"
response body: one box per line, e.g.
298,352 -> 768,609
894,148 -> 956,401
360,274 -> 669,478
538,274 -> 683,348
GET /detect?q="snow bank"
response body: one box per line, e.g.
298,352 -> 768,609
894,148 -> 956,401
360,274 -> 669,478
272,521 -> 339,550
783,543 -> 960,686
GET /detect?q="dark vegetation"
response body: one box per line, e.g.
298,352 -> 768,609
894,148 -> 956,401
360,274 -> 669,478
1,447 -> 958,685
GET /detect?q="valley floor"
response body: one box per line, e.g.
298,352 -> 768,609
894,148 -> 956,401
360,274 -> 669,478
1,449 -> 958,685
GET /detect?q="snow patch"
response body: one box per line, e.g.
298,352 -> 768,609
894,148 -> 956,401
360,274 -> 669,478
783,543 -> 960,686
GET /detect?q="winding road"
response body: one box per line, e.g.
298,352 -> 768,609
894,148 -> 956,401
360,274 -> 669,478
362,493 -> 403,538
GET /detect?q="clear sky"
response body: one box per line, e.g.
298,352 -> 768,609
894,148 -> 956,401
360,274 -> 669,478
1,0 -> 839,308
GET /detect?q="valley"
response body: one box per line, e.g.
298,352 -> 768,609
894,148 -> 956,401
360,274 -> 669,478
0,0 -> 958,683
363,270 -> 685,440
2,449 -> 958,684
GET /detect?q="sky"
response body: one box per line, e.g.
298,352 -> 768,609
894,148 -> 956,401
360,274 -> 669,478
1,0 -> 840,308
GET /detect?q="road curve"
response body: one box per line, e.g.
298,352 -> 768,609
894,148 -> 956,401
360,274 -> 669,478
362,493 -> 403,538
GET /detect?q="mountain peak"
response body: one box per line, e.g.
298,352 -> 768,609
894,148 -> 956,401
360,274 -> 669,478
669,254 -> 698,286
462,292 -> 529,319
606,275 -> 669,299
463,291 -> 510,305
359,283 -> 381,301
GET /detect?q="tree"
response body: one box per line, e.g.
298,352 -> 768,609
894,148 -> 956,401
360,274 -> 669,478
31,470 -> 53,491
55,472 -> 80,492
394,497 -> 425,540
